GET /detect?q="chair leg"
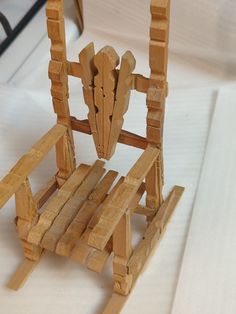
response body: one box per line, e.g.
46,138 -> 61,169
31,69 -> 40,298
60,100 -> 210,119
102,186 -> 184,314
113,210 -> 133,296
15,179 -> 43,261
145,155 -> 164,223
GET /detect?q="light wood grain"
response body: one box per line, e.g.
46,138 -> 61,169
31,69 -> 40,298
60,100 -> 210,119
56,170 -> 117,256
7,257 -> 43,291
0,124 -> 66,209
79,42 -> 100,156
70,177 -> 124,265
70,117 -> 148,150
94,46 -> 119,158
146,0 -> 170,217
88,147 -> 159,250
27,164 -> 90,245
128,186 -> 184,279
102,292 -> 128,314
107,51 -> 136,159
40,161 -> 105,251
46,0 -> 76,180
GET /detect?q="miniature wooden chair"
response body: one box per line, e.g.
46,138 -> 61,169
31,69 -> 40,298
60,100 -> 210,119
0,0 -> 184,312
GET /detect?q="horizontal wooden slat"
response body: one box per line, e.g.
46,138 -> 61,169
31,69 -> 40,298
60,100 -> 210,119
87,181 -> 145,273
0,124 -> 67,209
55,170 -> 118,256
27,164 -> 91,245
70,177 -> 125,268
67,61 -> 83,78
40,161 -> 105,252
134,204 -> 157,217
70,117 -> 148,150
88,147 -> 160,250
132,74 -> 150,93
118,130 -> 147,150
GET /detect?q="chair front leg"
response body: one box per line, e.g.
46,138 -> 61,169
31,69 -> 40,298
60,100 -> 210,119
145,154 -> 163,221
15,178 -> 43,261
113,210 -> 133,296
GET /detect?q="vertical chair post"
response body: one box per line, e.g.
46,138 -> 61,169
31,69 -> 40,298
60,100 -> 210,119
46,0 -> 76,186
146,0 -> 170,214
15,178 -> 42,261
113,210 -> 133,296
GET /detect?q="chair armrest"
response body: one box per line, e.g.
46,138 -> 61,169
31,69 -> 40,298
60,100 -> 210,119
0,124 -> 67,209
88,146 -> 160,250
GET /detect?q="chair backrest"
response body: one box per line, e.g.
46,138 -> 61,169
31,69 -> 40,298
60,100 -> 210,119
79,43 -> 136,159
46,0 -> 170,161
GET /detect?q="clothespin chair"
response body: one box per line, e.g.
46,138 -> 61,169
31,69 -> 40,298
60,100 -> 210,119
0,0 -> 184,312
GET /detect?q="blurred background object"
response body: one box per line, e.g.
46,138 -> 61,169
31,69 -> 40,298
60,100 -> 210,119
0,0 -> 47,55
73,0 -> 83,34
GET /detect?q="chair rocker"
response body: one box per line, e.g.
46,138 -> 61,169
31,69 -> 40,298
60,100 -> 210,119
0,0 -> 184,313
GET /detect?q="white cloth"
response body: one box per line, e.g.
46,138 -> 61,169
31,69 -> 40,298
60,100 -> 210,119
171,84 -> 236,314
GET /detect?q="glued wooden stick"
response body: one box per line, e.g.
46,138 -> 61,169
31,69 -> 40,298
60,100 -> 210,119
107,51 -> 136,159
56,170 -> 118,256
27,164 -> 90,245
67,61 -> 82,78
149,0 -> 170,85
15,178 -> 37,222
88,147 -> 159,250
46,0 -> 76,180
87,182 -> 144,274
128,186 -> 184,279
146,0 -> 170,216
79,42 -> 100,156
7,256 -> 43,291
134,204 -> 157,217
56,131 -> 76,183
0,124 -> 66,209
102,293 -> 128,314
70,177 -> 124,264
94,46 -> 119,158
86,247 -> 111,273
40,161 -> 105,252
102,186 -> 184,313
15,178 -> 43,260
112,184 -> 145,296
70,117 -> 148,150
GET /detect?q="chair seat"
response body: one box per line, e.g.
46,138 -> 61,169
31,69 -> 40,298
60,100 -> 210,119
27,160 -> 125,273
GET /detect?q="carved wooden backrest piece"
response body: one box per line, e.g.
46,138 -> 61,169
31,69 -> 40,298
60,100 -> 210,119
79,44 -> 136,159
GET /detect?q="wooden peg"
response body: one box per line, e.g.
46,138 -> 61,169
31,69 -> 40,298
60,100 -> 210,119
107,51 -> 136,159
15,178 -> 36,222
79,42 -> 100,156
47,0 -> 76,180
94,46 -> 119,158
